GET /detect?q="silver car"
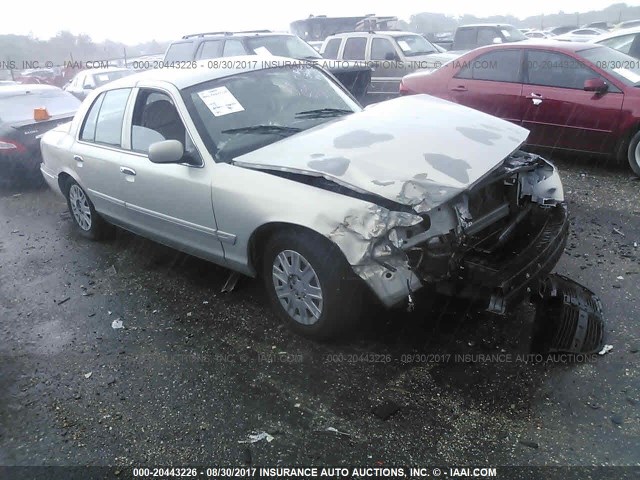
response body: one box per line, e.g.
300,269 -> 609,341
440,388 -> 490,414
40,57 -> 567,340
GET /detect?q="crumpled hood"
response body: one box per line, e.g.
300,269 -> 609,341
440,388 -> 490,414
233,94 -> 529,213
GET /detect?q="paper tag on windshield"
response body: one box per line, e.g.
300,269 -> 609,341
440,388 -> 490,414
96,74 -> 109,81
254,46 -> 273,56
501,30 -> 511,38
613,67 -> 640,83
397,40 -> 411,51
197,86 -> 244,116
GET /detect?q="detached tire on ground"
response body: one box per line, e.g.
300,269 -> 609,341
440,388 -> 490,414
262,229 -> 365,340
626,130 -> 640,177
63,178 -> 111,240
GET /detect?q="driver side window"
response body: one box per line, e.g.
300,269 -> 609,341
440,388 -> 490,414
130,89 -> 202,165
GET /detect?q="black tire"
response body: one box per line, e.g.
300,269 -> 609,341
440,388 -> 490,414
261,229 -> 364,340
63,177 -> 111,240
626,130 -> 640,177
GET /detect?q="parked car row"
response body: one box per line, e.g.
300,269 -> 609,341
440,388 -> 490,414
399,40 -> 640,176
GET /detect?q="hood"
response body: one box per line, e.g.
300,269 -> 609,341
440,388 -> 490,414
233,94 -> 529,213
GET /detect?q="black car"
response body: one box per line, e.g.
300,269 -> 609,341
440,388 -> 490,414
0,84 -> 80,182
163,31 -> 372,101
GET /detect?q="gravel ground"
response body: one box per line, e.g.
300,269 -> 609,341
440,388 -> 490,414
0,156 -> 639,472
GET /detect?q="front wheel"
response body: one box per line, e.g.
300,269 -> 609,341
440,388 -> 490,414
261,229 -> 364,340
64,178 -> 111,240
626,130 -> 640,177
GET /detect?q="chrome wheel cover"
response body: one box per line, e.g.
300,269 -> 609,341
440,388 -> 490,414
68,184 -> 92,231
272,250 -> 323,325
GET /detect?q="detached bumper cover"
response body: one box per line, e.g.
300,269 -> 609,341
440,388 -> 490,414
451,203 -> 570,313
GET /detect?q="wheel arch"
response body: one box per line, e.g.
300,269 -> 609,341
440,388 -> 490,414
247,222 -> 349,279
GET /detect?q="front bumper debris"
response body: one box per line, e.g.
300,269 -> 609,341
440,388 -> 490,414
531,274 -> 605,354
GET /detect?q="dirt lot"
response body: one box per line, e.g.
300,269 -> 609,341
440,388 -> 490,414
0,156 -> 639,472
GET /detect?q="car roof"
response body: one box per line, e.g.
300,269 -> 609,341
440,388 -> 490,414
458,23 -> 517,28
469,39 -> 605,53
81,67 -> 132,75
0,84 -> 63,98
98,56 -> 313,90
593,26 -> 640,42
177,31 -> 291,41
326,30 -> 418,38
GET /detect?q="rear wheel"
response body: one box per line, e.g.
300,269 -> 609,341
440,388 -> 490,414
63,178 -> 111,240
626,130 -> 640,177
261,229 -> 364,340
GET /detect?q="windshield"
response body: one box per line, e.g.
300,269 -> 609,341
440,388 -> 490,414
246,35 -> 321,59
579,46 -> 640,85
183,66 -> 360,162
90,70 -> 134,87
0,88 -> 80,124
393,35 -> 438,56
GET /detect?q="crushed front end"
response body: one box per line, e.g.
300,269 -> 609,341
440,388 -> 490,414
363,150 -> 569,313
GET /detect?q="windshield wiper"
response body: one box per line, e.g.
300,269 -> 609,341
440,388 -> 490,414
294,108 -> 353,119
220,125 -> 302,136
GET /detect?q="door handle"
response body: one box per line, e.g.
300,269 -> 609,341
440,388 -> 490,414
451,85 -> 467,92
526,92 -> 543,99
119,167 -> 136,176
73,155 -> 84,163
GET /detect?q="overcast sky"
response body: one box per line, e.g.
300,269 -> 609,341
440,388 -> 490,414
8,0 -> 640,44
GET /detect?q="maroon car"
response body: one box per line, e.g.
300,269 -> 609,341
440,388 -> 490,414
399,40 -> 640,176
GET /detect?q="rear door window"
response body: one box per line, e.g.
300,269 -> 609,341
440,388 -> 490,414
223,40 -> 247,56
322,38 -> 341,59
343,37 -> 367,60
80,88 -> 131,146
197,40 -> 223,60
164,42 -> 194,62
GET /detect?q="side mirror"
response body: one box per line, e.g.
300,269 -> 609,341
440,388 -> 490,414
384,52 -> 399,61
83,84 -> 94,90
584,78 -> 608,93
148,140 -> 184,164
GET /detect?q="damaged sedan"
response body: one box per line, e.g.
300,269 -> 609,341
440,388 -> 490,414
40,57 -> 567,340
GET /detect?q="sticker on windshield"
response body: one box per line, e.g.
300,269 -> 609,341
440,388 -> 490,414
254,46 -> 273,56
397,40 -> 411,51
501,30 -> 511,38
197,86 -> 245,116
613,67 -> 640,83
96,74 -> 109,81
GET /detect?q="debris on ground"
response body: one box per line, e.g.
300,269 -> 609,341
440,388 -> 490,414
598,345 -> 613,355
106,265 -> 117,276
238,432 -> 274,444
611,415 -> 624,426
57,297 -> 70,306
319,427 -> 351,436
221,271 -> 241,293
613,227 -> 625,236
84,372 -> 92,379
372,400 -> 401,420
518,440 -> 539,449
111,318 -> 124,330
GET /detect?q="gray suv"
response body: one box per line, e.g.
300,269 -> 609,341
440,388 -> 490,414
164,31 -> 371,101
321,31 -> 459,99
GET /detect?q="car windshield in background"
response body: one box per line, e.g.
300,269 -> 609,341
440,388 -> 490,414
246,35 -> 322,59
183,66 -> 360,162
393,35 -> 438,56
0,88 -> 80,123
91,70 -> 134,87
579,46 -> 640,85
500,26 -> 528,41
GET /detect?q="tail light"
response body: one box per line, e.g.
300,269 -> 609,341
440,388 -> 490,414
0,139 -> 26,152
34,107 -> 51,121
